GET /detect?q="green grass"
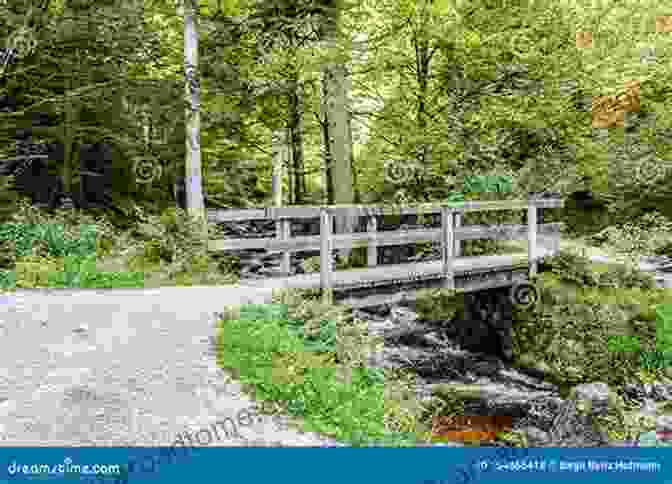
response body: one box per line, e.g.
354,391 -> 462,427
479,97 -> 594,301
605,303 -> 672,369
214,303 -> 423,447
0,204 -> 237,290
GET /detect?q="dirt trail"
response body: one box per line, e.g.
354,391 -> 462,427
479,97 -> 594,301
0,286 -> 341,446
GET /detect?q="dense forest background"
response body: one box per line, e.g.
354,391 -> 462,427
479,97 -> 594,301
1,0 -> 671,252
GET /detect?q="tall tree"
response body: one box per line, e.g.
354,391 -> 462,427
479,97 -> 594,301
182,0 -> 205,220
319,0 -> 355,260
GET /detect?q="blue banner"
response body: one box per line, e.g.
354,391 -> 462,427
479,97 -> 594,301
1,448 -> 670,484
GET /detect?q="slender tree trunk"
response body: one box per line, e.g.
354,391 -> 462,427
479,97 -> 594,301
62,53 -> 77,209
272,129 -> 287,206
320,88 -> 334,205
319,4 -> 355,261
349,112 -> 360,203
321,61 -> 355,261
183,0 -> 204,221
414,15 -> 433,179
287,79 -> 305,204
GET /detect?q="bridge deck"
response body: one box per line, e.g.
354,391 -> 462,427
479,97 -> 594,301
240,248 -> 555,291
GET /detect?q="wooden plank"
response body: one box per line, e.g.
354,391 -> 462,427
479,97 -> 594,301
335,271 -> 531,308
320,208 -> 333,304
207,223 -> 564,252
367,215 -> 377,267
207,208 -> 268,222
238,251 -> 554,291
207,199 -> 563,222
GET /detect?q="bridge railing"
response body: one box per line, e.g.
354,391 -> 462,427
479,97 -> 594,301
208,197 -> 564,301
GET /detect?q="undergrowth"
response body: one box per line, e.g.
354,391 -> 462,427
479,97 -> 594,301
513,249 -> 672,390
215,288 -> 429,446
0,198 -> 237,290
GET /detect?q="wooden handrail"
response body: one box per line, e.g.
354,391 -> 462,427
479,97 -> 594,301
208,198 -> 564,300
208,223 -> 564,252
207,199 -> 563,222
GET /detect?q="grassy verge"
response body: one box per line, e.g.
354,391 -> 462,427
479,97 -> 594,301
214,289 -> 434,446
0,199 -> 238,290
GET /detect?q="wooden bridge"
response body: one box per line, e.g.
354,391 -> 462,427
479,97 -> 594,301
206,197 -> 564,309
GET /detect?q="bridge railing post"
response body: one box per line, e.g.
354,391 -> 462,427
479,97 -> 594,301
367,214 -> 377,267
454,212 -> 462,257
527,197 -> 538,277
441,206 -> 455,289
277,219 -> 291,275
320,208 -> 333,304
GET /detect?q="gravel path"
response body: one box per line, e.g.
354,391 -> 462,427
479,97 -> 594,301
0,286 -> 343,447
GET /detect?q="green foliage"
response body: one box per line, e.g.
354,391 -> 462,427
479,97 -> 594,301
214,306 -> 391,444
588,212 -> 672,261
541,250 -> 656,290
415,288 -> 462,322
131,206 -> 211,278
214,296 -> 427,445
513,250 -> 671,389
269,291 -> 349,356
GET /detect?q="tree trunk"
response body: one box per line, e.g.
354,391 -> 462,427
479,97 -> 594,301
414,9 -> 433,185
320,91 -> 334,205
272,129 -> 287,206
62,54 -> 78,209
349,112 -> 361,203
319,3 -> 355,262
321,62 -> 355,260
287,79 -> 306,204
183,0 -> 204,221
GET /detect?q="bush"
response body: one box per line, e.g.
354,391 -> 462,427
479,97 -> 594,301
131,207 -> 210,278
541,249 -> 656,290
513,251 -> 670,389
588,211 -> 672,259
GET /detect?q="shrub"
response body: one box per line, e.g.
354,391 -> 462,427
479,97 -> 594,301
513,250 -> 670,389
